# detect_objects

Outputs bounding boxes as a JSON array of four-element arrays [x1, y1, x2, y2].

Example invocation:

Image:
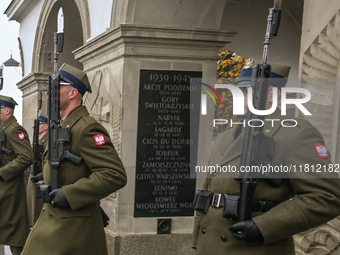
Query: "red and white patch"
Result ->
[[94, 134, 106, 146], [314, 144, 329, 158], [18, 133, 25, 140]]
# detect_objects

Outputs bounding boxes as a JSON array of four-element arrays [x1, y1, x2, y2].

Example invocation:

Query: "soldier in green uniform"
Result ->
[[192, 59, 340, 255], [0, 95, 34, 255], [22, 64, 127, 255], [26, 113, 48, 227]]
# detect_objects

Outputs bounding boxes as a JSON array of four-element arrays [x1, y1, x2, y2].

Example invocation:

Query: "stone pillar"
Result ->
[[17, 73, 49, 139], [74, 24, 235, 254]]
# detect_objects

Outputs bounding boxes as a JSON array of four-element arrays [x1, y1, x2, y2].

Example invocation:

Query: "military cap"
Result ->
[[0, 95, 18, 109], [58, 63, 91, 95], [235, 58, 291, 89], [38, 112, 48, 123]]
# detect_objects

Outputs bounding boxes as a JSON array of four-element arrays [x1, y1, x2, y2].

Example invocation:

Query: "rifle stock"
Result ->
[[0, 133, 12, 155], [237, 65, 273, 222]]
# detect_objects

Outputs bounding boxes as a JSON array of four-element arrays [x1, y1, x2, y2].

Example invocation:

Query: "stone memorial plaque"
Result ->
[[134, 69, 201, 217]]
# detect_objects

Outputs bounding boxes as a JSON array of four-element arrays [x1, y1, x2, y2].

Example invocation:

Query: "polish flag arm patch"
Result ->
[[314, 144, 329, 158], [94, 134, 106, 146], [18, 133, 25, 140]]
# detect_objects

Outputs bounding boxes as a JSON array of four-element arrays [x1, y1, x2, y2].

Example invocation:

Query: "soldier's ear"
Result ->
[[276, 88, 281, 99], [268, 86, 280, 103], [69, 87, 79, 100], [5, 107, 12, 115]]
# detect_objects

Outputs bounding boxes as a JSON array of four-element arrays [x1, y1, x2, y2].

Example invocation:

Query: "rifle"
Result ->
[[40, 8, 82, 200], [0, 133, 12, 155], [32, 94, 43, 176], [236, 0, 283, 222], [49, 7, 82, 191]]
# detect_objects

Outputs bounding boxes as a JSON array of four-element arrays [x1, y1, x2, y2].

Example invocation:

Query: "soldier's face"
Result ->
[[0, 107, 11, 124], [39, 123, 48, 137], [0, 107, 5, 123], [59, 85, 73, 110]]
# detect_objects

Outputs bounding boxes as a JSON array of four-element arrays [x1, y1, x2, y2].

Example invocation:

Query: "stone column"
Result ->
[[17, 73, 49, 139]]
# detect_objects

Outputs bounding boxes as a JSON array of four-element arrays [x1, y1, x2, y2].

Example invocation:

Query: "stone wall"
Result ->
[[295, 4, 340, 255]]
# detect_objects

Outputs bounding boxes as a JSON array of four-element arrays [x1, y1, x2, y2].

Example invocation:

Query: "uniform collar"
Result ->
[[39, 133, 48, 144], [61, 105, 89, 129], [0, 115, 17, 132]]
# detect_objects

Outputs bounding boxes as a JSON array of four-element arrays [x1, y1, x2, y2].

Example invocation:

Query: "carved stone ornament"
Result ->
[[83, 68, 122, 201], [83, 67, 122, 155], [295, 9, 340, 255]]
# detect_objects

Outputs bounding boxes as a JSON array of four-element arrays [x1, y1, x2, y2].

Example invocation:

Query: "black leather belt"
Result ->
[[211, 193, 276, 212]]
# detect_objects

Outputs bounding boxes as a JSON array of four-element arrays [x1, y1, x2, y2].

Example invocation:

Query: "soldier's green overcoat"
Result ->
[[22, 106, 127, 255], [26, 134, 48, 226], [0, 116, 33, 246], [193, 110, 340, 255]]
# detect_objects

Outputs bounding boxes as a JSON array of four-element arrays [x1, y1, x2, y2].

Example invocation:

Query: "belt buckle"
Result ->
[[211, 193, 222, 208]]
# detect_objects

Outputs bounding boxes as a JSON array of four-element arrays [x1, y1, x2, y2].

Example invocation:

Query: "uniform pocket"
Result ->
[[59, 205, 91, 218]]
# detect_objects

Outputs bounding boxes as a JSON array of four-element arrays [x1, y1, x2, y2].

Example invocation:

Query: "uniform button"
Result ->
[[202, 229, 206, 234], [42, 208, 45, 212], [265, 129, 271, 133], [49, 213, 52, 216], [221, 236, 227, 242]]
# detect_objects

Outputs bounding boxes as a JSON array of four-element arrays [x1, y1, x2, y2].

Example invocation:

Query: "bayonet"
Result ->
[[57, 8, 64, 34], [54, 7, 64, 73]]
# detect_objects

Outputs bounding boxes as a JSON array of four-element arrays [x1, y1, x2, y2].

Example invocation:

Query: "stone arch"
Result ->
[[73, 0, 91, 40], [110, 0, 227, 30], [18, 37, 24, 76], [295, 9, 340, 255], [110, 0, 128, 29], [32, 0, 90, 73]]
